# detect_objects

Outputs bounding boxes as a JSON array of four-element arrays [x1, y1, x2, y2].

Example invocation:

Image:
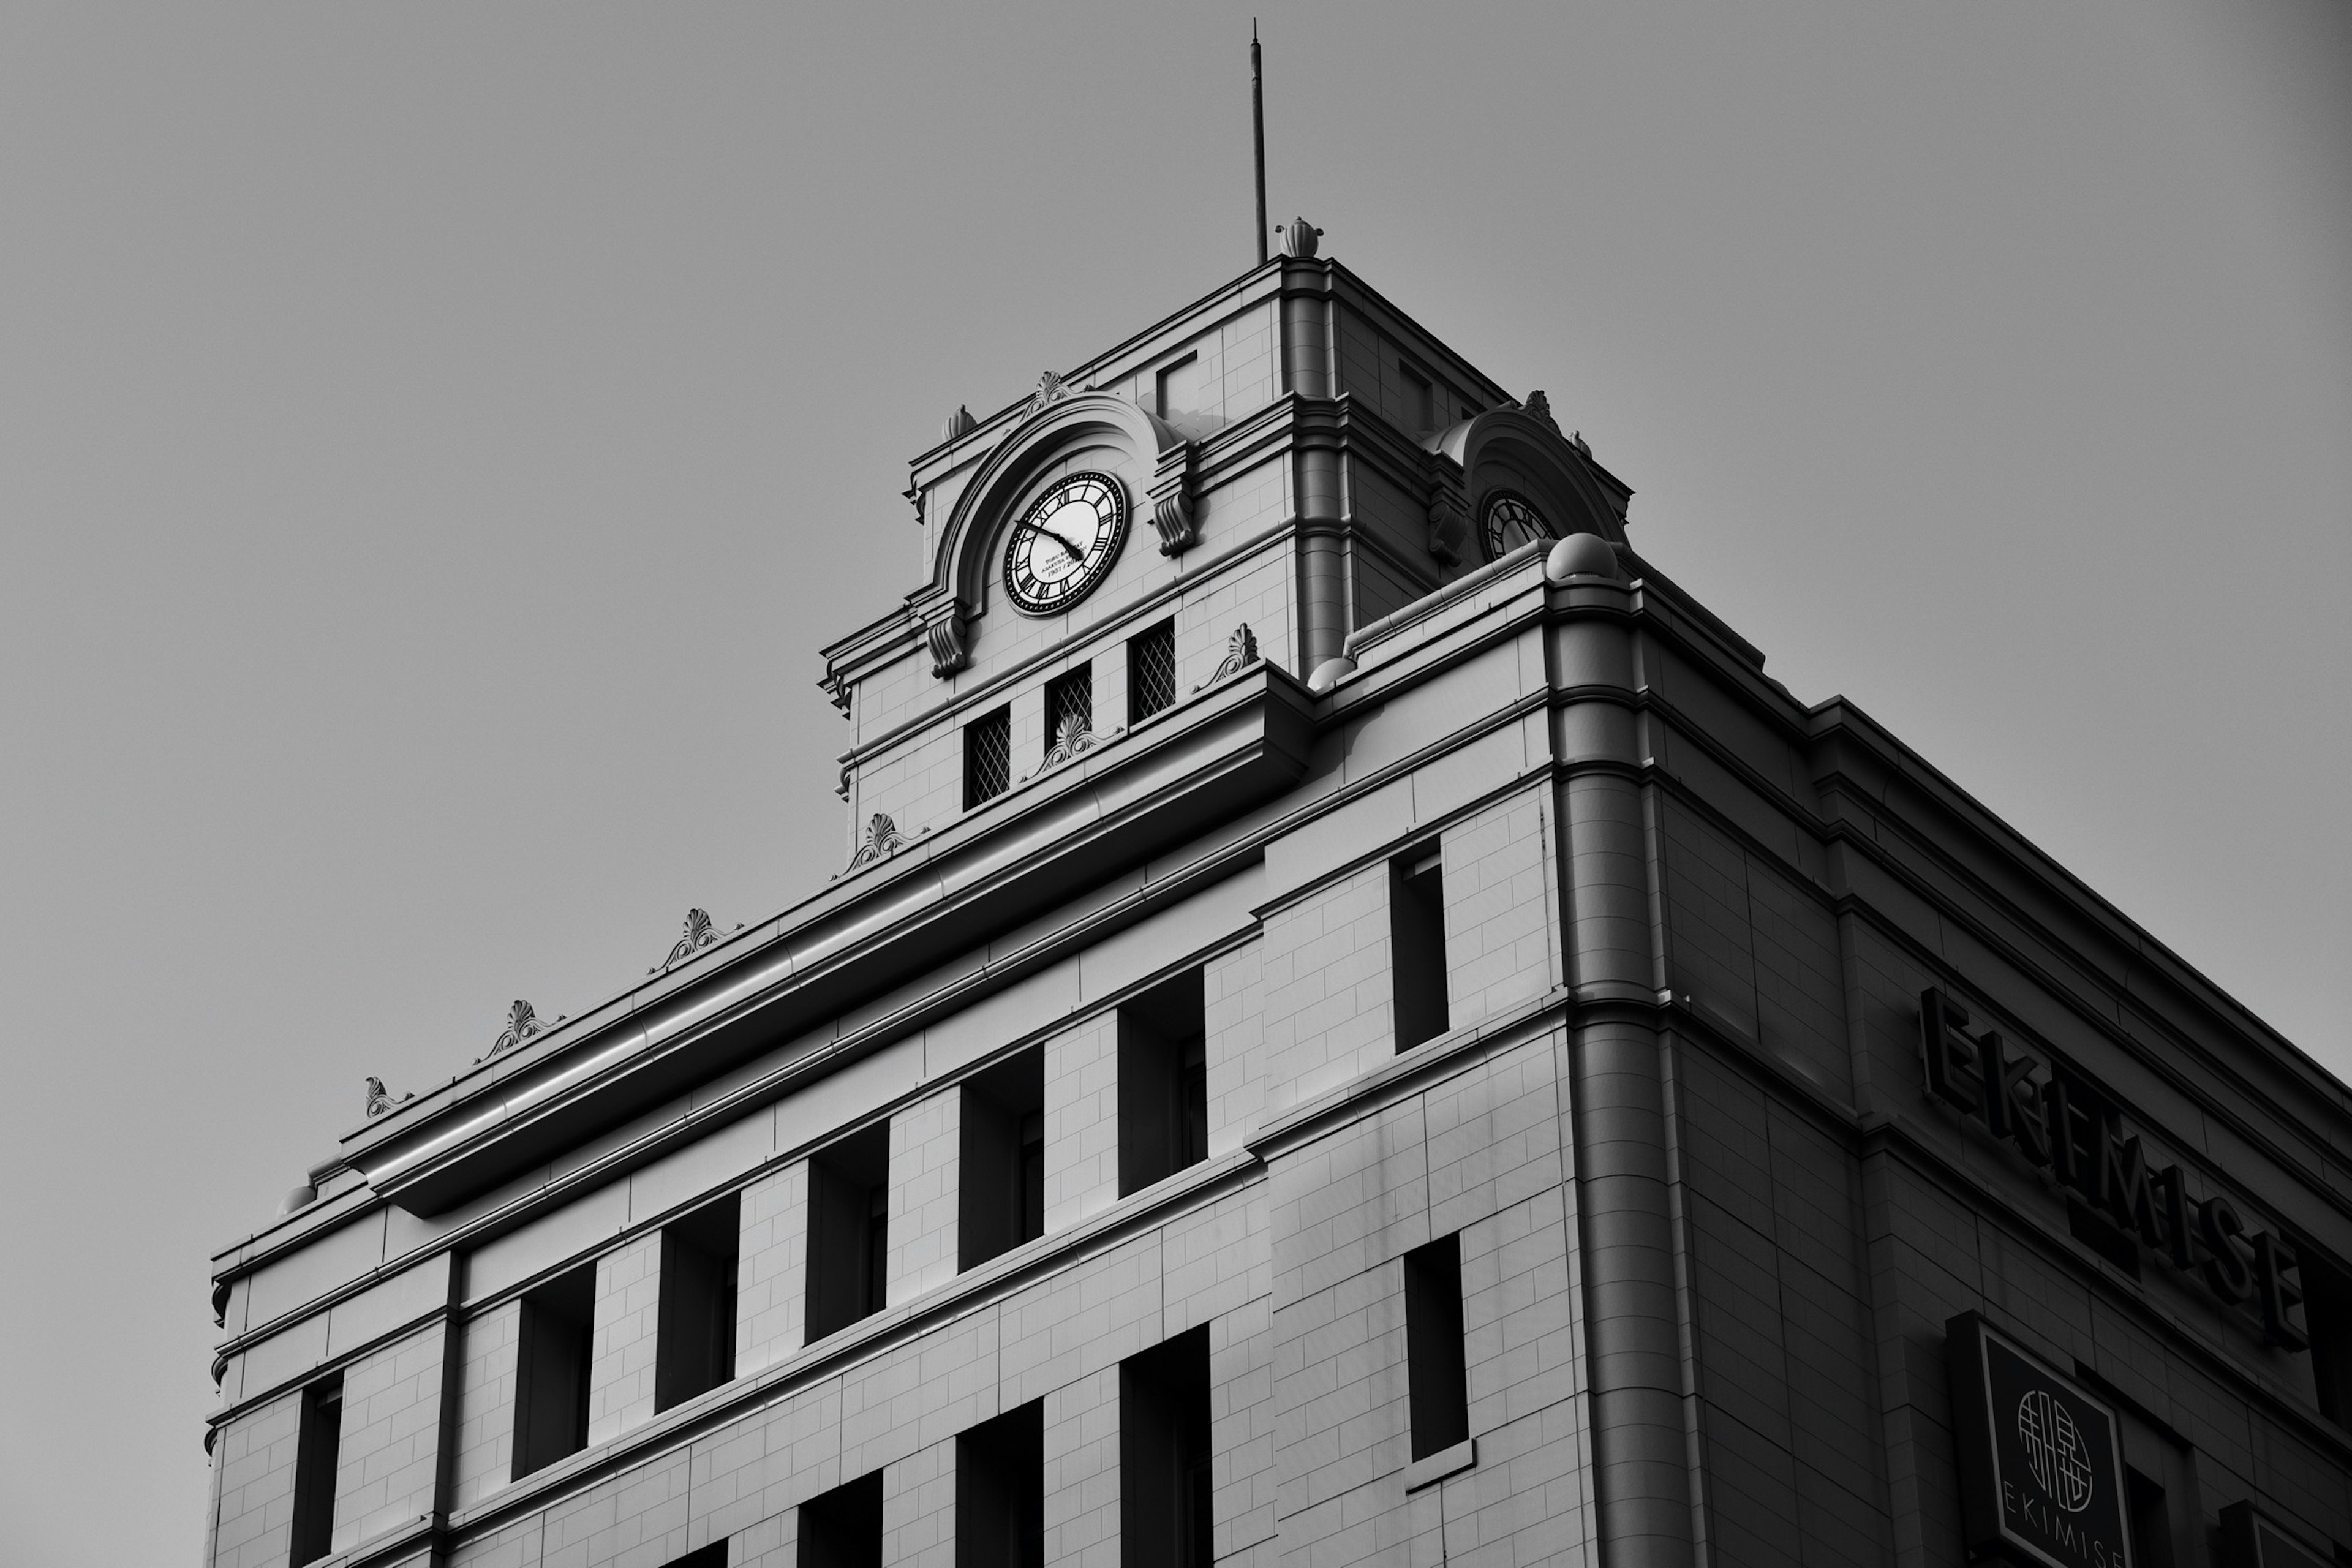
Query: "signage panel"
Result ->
[[1919, 989, 2309, 1351], [1947, 1313, 2135, 1568]]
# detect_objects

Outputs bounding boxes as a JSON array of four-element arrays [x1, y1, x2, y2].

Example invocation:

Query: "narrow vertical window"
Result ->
[[2126, 1468, 2176, 1568], [965, 705, 1012, 808], [1403, 1235, 1470, 1460], [1155, 353, 1204, 421], [1401, 362, 1434, 434], [800, 1471, 884, 1568], [1119, 968, 1209, 1197], [654, 1193, 741, 1414], [1128, 619, 1177, 724], [512, 1263, 595, 1479], [288, 1373, 343, 1567], [960, 1048, 1046, 1270], [2307, 1252, 2352, 1428], [1121, 1328, 1212, 1568], [957, 1400, 1044, 1568], [1390, 846, 1449, 1051], [807, 1125, 891, 1339], [1044, 665, 1093, 760]]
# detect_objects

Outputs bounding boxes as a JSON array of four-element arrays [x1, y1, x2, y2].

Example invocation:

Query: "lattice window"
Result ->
[[965, 706, 1011, 808], [1128, 619, 1177, 723], [1045, 665, 1093, 758]]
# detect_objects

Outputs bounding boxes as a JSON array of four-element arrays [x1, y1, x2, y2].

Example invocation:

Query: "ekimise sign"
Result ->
[[1918, 990, 2309, 1352]]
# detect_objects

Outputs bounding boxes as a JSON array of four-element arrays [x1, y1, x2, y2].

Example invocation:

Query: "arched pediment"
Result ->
[[933, 392, 1189, 611], [1430, 407, 1627, 551]]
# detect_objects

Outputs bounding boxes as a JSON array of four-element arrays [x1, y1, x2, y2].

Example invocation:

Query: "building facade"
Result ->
[[204, 249, 2352, 1568]]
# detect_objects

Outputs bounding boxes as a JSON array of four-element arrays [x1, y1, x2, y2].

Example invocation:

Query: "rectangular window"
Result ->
[[2307, 1251, 2352, 1427], [288, 1374, 343, 1567], [2126, 1468, 2176, 1568], [1390, 846, 1449, 1052], [512, 1263, 595, 1479], [807, 1125, 891, 1340], [665, 1547, 729, 1568], [1044, 665, 1093, 758], [654, 1193, 741, 1414], [1401, 362, 1434, 434], [1128, 619, 1177, 724], [1155, 353, 1205, 421], [1119, 968, 1209, 1198], [1120, 1328, 1212, 1568], [960, 1049, 1046, 1270], [957, 1400, 1044, 1568], [1403, 1235, 1470, 1460], [800, 1471, 884, 1568], [965, 705, 1012, 809]]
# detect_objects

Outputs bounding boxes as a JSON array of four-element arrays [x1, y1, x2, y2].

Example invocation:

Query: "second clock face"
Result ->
[[1480, 489, 1556, 562], [1003, 473, 1128, 616]]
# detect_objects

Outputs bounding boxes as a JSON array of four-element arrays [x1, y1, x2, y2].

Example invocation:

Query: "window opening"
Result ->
[[1401, 362, 1434, 434], [1403, 1234, 1471, 1459], [961, 1048, 1047, 1270], [1155, 353, 1205, 421], [512, 1263, 595, 1479], [957, 1400, 1045, 1568], [965, 706, 1012, 809], [1119, 968, 1210, 1197], [288, 1374, 344, 1567], [799, 1471, 884, 1568], [1391, 847, 1449, 1051], [2306, 1250, 2352, 1427], [1128, 619, 1177, 724], [1121, 1327, 1213, 1568], [654, 1193, 741, 1414], [807, 1125, 891, 1339]]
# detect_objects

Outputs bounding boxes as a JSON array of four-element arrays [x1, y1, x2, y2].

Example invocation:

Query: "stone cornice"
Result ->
[[339, 664, 1318, 1218]]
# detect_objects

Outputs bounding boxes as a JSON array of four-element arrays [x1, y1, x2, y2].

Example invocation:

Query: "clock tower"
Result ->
[[818, 238, 1632, 875]]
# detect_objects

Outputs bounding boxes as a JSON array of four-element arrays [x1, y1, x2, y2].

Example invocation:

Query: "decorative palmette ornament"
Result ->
[[1039, 716, 1099, 770], [363, 1075, 413, 1117], [1522, 390, 1561, 435], [1028, 371, 1075, 418], [1196, 624, 1261, 691], [845, 812, 911, 872], [649, 908, 742, 975], [483, 998, 564, 1061]]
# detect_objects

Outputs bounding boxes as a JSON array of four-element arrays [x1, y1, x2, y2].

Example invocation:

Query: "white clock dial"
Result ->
[[1003, 473, 1128, 616]]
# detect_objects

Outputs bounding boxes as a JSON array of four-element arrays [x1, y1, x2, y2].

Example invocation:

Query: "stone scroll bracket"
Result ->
[[1425, 483, 1471, 566], [924, 603, 971, 678], [1148, 439, 1200, 556]]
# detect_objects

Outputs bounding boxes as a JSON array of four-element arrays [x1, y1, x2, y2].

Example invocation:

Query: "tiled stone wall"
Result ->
[[1044, 1012, 1119, 1234], [888, 1092, 961, 1305], [331, 1320, 448, 1551], [211, 1387, 303, 1568], [451, 1298, 521, 1510], [736, 1160, 809, 1378], [587, 1231, 665, 1445]]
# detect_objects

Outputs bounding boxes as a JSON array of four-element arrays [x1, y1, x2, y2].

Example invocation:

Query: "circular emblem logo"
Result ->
[[2016, 1390, 2094, 1512]]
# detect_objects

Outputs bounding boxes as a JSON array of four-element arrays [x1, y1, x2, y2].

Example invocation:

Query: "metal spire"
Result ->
[[1252, 22, 1268, 265]]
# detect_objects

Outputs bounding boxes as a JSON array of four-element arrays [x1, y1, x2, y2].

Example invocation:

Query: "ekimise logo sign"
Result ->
[[1948, 1313, 2135, 1568], [1918, 989, 2309, 1352]]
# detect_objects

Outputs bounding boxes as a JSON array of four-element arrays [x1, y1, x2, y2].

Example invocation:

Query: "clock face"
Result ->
[[1480, 489, 1556, 562], [1003, 472, 1129, 616]]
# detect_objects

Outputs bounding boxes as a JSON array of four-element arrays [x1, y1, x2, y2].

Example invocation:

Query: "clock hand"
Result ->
[[1017, 520, 1088, 565]]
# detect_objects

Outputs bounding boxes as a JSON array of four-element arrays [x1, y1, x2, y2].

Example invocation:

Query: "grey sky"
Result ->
[[1, 4, 2343, 1559]]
